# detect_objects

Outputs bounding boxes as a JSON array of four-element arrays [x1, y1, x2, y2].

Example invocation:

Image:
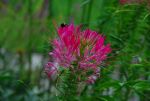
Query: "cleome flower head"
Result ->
[[45, 24, 111, 84]]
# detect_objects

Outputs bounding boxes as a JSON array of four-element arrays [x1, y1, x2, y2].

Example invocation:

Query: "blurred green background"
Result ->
[[0, 0, 150, 101]]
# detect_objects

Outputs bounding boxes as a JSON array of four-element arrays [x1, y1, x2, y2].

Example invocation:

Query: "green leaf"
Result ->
[[133, 81, 150, 91]]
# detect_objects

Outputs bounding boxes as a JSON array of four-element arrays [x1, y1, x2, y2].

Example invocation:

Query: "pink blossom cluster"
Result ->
[[120, 0, 149, 4], [45, 24, 111, 84]]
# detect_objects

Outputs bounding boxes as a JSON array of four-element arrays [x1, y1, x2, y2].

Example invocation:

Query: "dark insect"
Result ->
[[60, 23, 68, 28]]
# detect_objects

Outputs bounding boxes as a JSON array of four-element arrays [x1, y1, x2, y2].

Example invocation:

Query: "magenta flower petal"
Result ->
[[45, 23, 111, 84], [45, 62, 58, 78]]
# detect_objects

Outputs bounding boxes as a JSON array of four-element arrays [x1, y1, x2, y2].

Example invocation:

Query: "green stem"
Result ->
[[86, 0, 93, 27], [67, 0, 72, 22], [18, 51, 24, 78], [48, 0, 53, 19], [60, 70, 79, 101], [81, 0, 88, 24], [27, 0, 33, 83]]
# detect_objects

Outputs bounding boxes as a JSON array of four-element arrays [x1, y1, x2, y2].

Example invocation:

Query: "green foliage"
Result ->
[[0, 0, 150, 101]]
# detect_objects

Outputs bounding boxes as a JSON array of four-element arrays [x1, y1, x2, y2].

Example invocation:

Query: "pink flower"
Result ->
[[45, 62, 58, 78], [87, 68, 100, 84], [87, 75, 98, 84], [120, 0, 128, 4], [119, 0, 147, 4], [45, 24, 111, 84]]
